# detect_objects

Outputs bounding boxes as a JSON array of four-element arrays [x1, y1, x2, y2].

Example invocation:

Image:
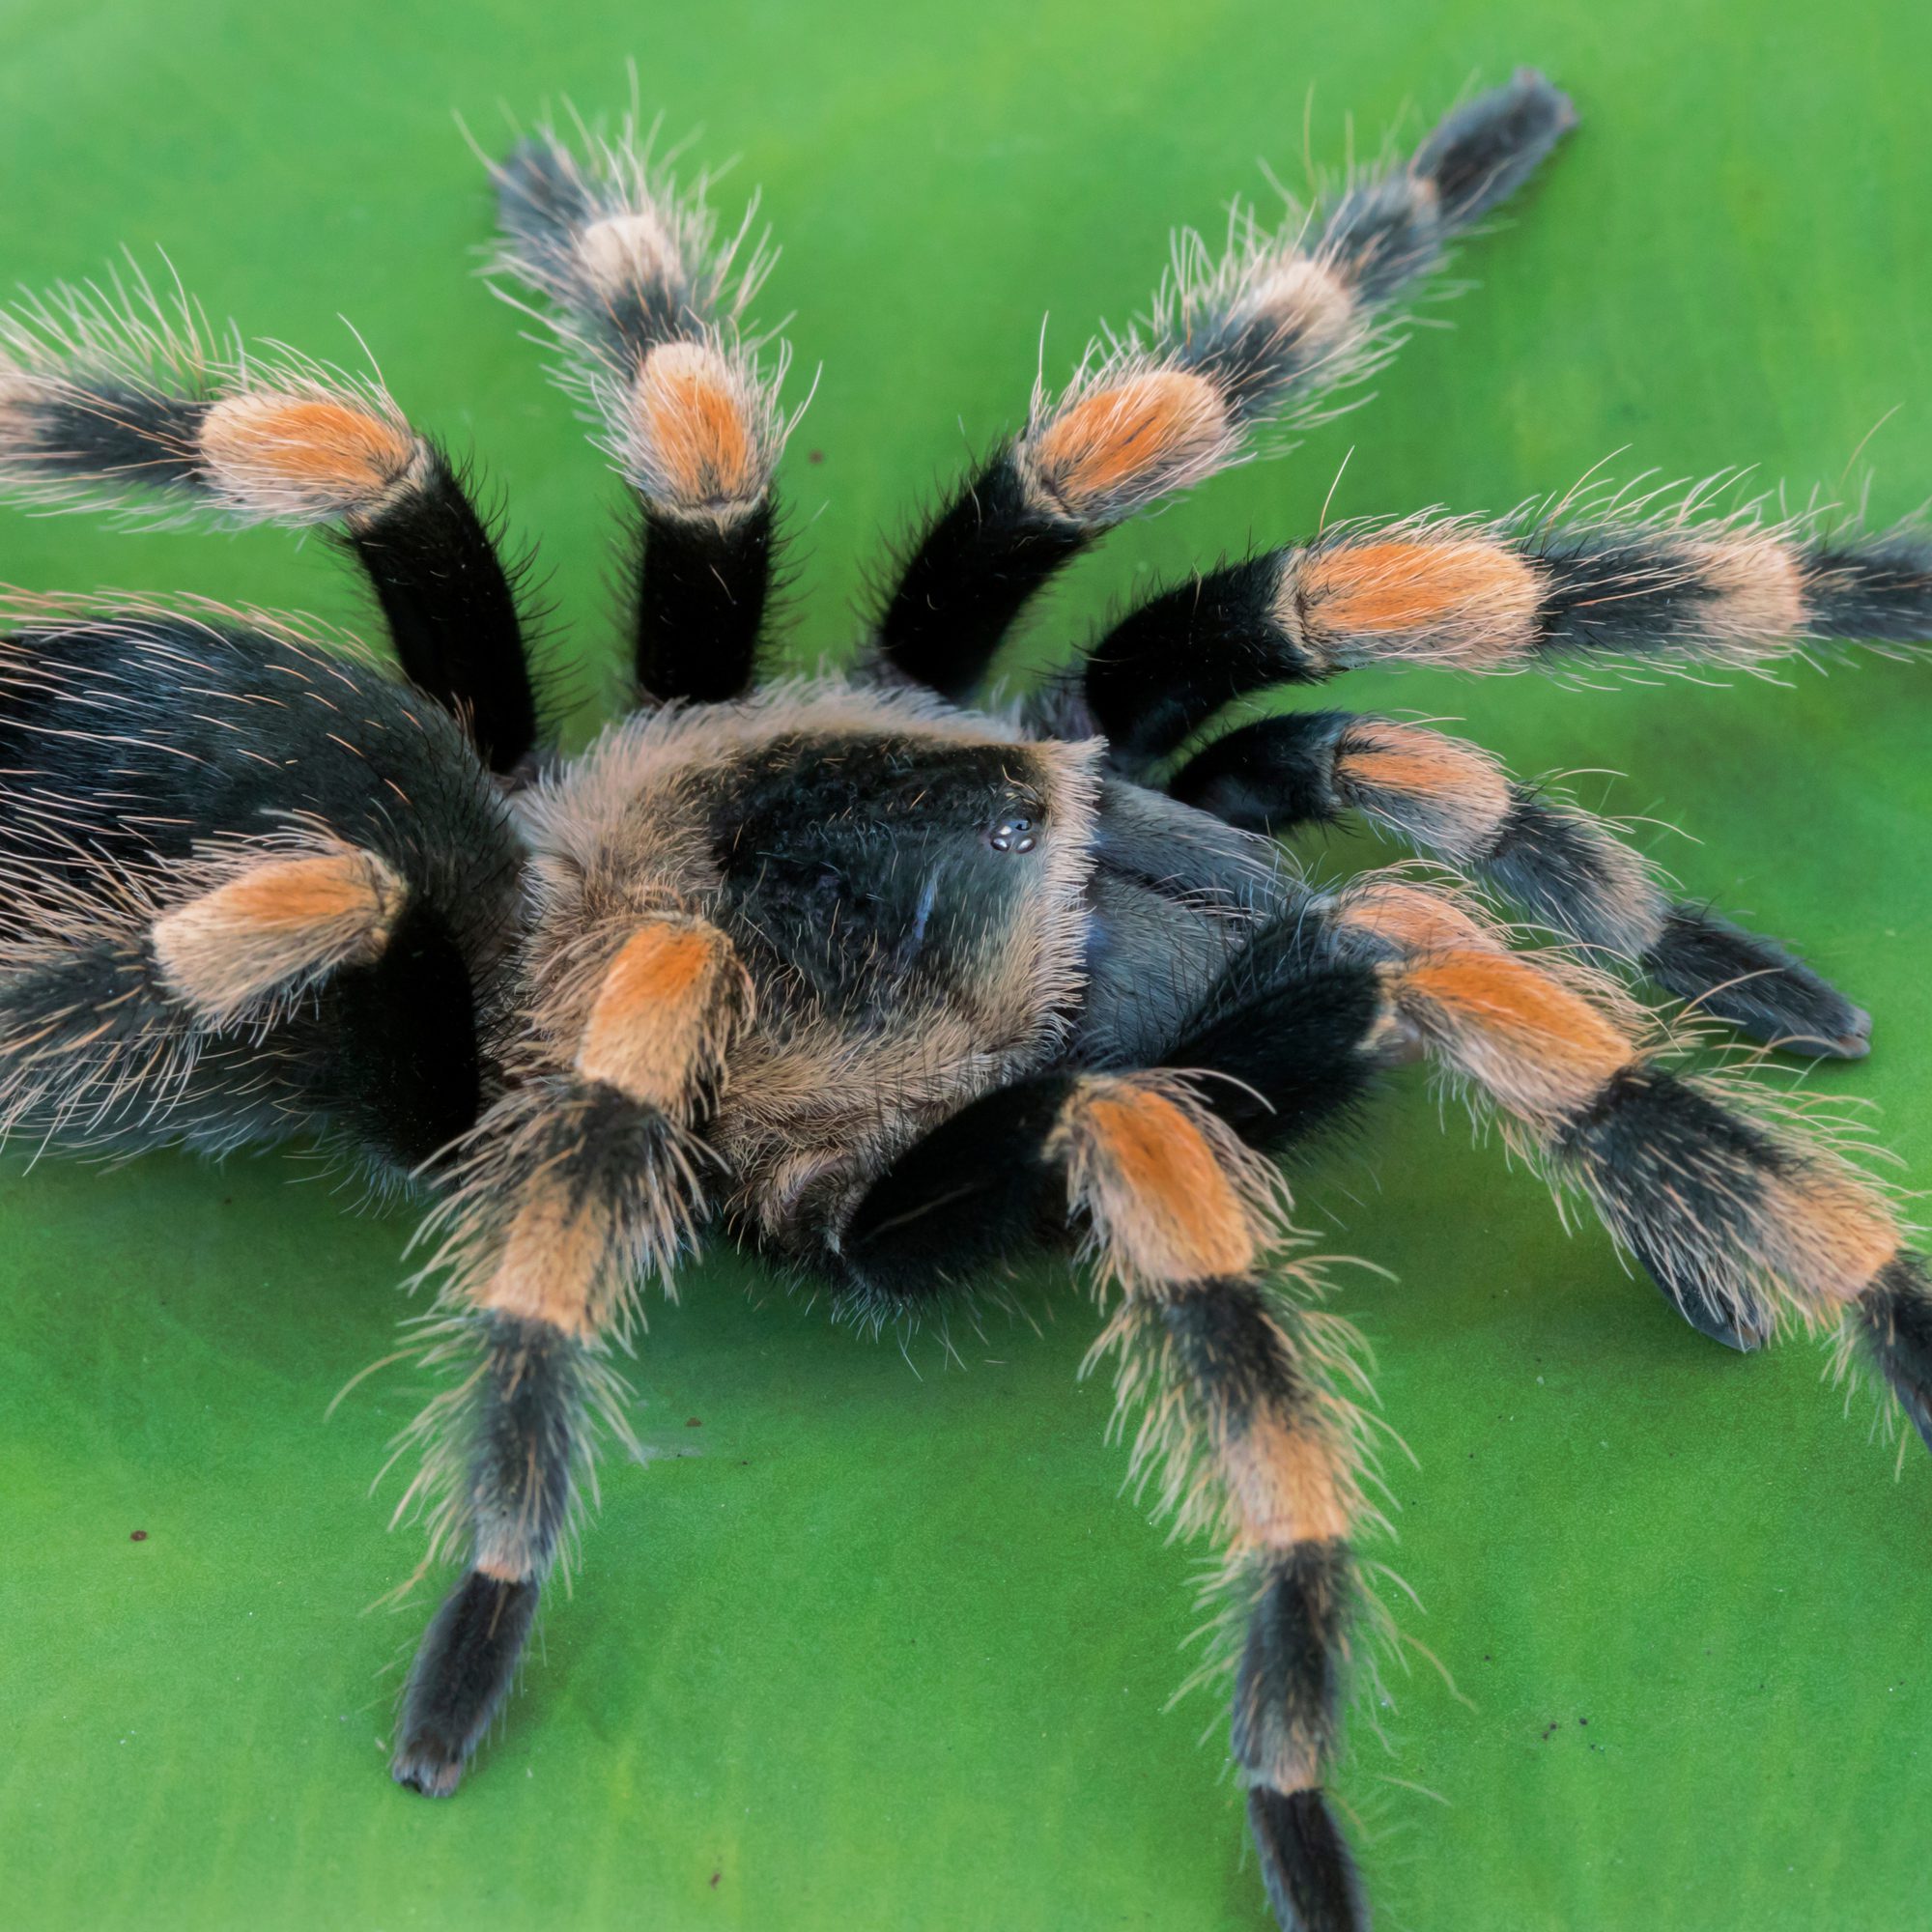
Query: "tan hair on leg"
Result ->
[[1333, 719, 1514, 860]]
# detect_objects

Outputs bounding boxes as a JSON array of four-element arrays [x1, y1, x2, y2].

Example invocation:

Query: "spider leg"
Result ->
[[391, 914, 751, 1796], [873, 71, 1575, 702], [1169, 708, 1871, 1057], [486, 119, 796, 705], [838, 1070, 1374, 1932], [1079, 498, 1932, 762], [1176, 874, 1932, 1376], [0, 284, 539, 773]]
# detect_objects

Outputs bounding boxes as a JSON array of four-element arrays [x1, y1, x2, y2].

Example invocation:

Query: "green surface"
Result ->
[[2, 2, 1930, 1927]]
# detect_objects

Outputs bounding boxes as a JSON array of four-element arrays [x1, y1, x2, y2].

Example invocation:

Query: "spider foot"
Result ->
[[390, 1570, 538, 1798], [1249, 1786, 1369, 1932]]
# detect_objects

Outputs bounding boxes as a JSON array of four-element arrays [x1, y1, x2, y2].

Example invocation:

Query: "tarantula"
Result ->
[[4, 67, 1929, 1932]]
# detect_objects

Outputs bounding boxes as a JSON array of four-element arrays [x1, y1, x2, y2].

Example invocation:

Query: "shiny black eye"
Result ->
[[988, 814, 1037, 854]]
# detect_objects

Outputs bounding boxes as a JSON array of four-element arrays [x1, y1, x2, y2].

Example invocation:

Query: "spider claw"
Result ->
[[1826, 1005, 1875, 1061]]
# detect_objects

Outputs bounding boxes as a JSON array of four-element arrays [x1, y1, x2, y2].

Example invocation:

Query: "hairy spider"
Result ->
[[3, 68, 1929, 1932]]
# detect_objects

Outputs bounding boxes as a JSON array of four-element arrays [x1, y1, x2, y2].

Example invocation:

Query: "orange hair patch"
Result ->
[[576, 920, 747, 1111], [1065, 1079, 1257, 1284], [1397, 951, 1634, 1125], [199, 389, 417, 522], [152, 847, 406, 1024], [1027, 369, 1229, 522], [627, 340, 763, 515], [1333, 879, 1500, 959], [476, 1173, 614, 1339], [1220, 1405, 1351, 1549], [1291, 536, 1543, 667], [1761, 1165, 1901, 1306], [1336, 722, 1512, 857]]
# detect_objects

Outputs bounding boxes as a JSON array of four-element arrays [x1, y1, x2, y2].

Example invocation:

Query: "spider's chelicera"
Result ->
[[5, 69, 1931, 1932]]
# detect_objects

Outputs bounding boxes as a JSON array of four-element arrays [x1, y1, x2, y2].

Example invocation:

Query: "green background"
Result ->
[[2, 1, 1929, 1927]]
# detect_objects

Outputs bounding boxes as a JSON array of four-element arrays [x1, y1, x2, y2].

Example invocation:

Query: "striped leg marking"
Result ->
[[390, 915, 749, 1795], [1171, 710, 1870, 1057]]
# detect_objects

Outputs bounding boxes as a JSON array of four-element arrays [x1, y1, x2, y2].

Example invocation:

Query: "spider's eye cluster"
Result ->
[[988, 814, 1038, 854]]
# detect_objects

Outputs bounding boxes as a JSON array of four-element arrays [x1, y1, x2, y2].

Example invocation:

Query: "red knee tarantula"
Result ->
[[3, 69, 1929, 1932]]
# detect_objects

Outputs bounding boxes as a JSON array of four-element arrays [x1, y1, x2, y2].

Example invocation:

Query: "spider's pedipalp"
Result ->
[[1085, 499, 1932, 765], [392, 911, 750, 1795], [1170, 709, 1873, 1058], [0, 280, 540, 772], [874, 71, 1575, 702], [487, 123, 794, 705]]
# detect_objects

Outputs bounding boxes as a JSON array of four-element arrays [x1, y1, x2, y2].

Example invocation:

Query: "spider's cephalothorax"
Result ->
[[5, 71, 1932, 1932]]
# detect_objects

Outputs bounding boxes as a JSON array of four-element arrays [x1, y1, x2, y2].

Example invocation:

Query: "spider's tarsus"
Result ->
[[1649, 1272, 1773, 1353], [1248, 1785, 1368, 1932], [391, 1569, 537, 1798], [1857, 1256, 1932, 1457], [1412, 67, 1577, 227]]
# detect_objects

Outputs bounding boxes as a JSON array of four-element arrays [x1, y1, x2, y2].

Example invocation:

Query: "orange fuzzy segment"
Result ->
[[1028, 370, 1228, 521], [1337, 723, 1512, 856], [1294, 537, 1542, 666], [476, 1174, 612, 1339], [1073, 1082, 1256, 1283], [199, 390, 415, 519], [1397, 952, 1634, 1124], [1761, 1167, 1901, 1305], [152, 849, 405, 1022], [575, 922, 744, 1110], [1220, 1406, 1350, 1549], [629, 341, 760, 512]]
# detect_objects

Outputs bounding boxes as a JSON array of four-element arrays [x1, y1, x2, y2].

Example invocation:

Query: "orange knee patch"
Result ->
[[625, 340, 763, 515], [1024, 369, 1230, 523], [1396, 951, 1634, 1125], [1288, 536, 1543, 668], [152, 847, 406, 1025], [1335, 722, 1512, 858], [575, 921, 747, 1112], [199, 389, 417, 523], [1059, 1078, 1258, 1285]]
